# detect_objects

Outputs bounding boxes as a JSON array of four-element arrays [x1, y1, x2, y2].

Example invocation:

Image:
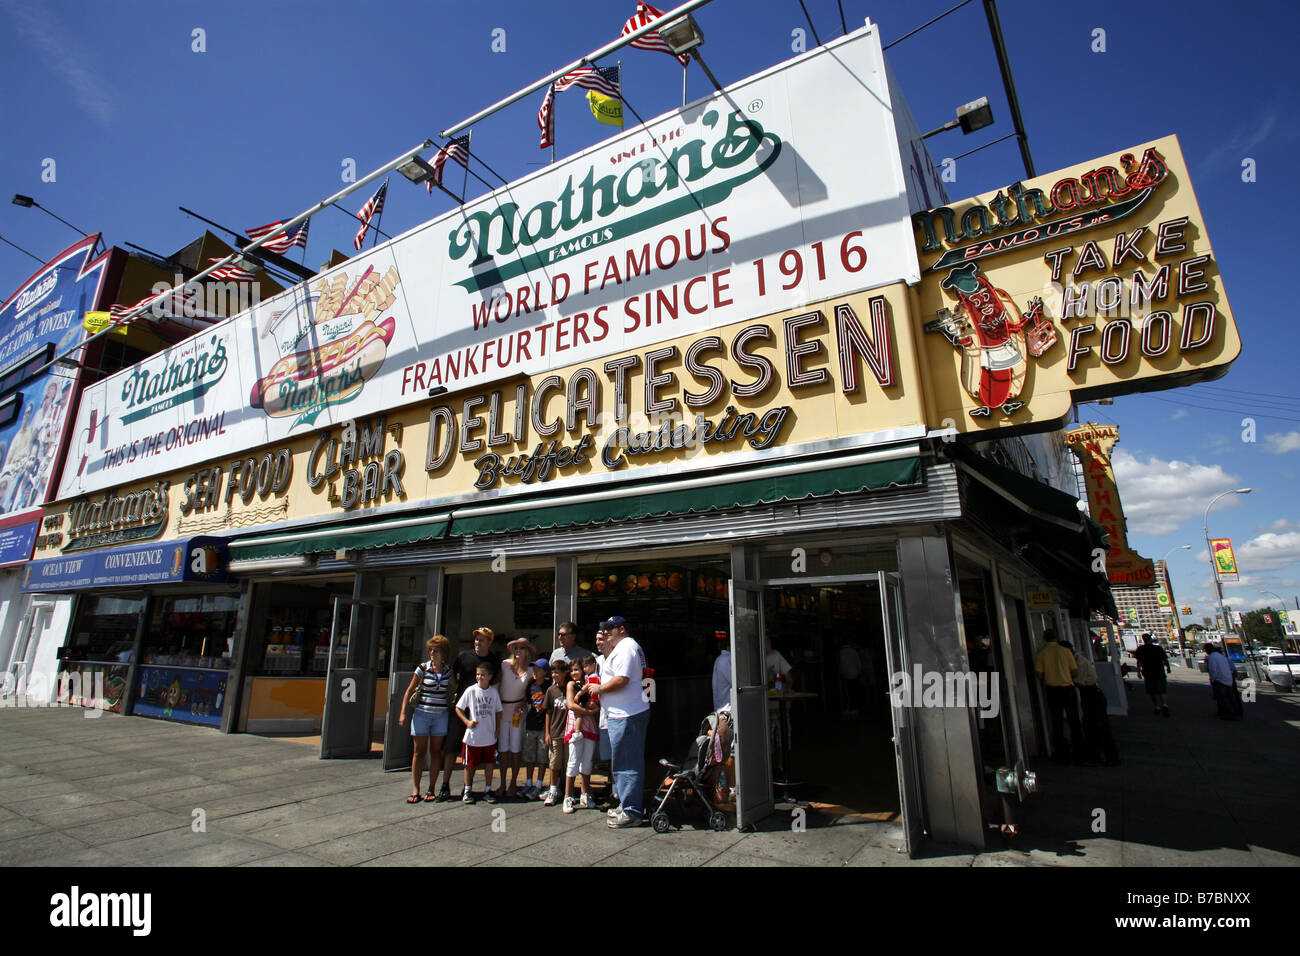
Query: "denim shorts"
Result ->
[[411, 707, 449, 737]]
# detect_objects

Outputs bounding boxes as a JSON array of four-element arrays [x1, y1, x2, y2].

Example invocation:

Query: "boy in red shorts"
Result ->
[[455, 661, 503, 804]]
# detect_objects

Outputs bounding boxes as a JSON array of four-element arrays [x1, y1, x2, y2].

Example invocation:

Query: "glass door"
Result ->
[[879, 571, 925, 855], [729, 579, 772, 827], [320, 596, 378, 758], [382, 593, 429, 771]]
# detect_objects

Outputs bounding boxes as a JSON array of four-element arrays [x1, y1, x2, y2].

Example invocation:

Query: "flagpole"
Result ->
[[369, 179, 389, 250], [460, 133, 472, 204], [682, 61, 687, 107]]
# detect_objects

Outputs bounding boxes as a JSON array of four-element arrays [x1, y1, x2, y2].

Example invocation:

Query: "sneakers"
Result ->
[[525, 784, 539, 800], [607, 807, 622, 818], [543, 787, 558, 806], [606, 810, 640, 828], [563, 796, 576, 814], [435, 787, 451, 803], [485, 790, 499, 804], [579, 793, 593, 810], [461, 787, 474, 805]]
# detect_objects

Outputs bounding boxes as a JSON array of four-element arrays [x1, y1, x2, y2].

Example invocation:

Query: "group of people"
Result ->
[[398, 616, 651, 828], [1033, 627, 1120, 766]]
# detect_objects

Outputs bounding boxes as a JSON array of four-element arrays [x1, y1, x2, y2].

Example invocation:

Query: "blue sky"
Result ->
[[1, 0, 1297, 624]]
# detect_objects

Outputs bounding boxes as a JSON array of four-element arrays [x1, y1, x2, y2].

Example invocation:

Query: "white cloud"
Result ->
[[1170, 409, 1189, 421], [1235, 532, 1300, 573], [2, 0, 113, 125], [1266, 431, 1300, 454], [1111, 450, 1243, 536], [1262, 518, 1300, 533]]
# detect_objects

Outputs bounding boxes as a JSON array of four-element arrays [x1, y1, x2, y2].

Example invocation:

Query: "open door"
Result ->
[[382, 594, 429, 771], [879, 571, 925, 854], [729, 579, 773, 827], [320, 596, 377, 758]]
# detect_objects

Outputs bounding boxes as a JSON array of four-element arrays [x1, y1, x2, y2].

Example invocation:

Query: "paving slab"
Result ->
[[354, 835, 504, 867]]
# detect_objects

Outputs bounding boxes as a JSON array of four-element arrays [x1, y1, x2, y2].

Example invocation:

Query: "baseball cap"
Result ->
[[532, 657, 549, 669], [599, 616, 627, 630], [472, 626, 494, 640]]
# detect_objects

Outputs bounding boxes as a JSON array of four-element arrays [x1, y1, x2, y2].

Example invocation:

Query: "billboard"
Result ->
[[914, 136, 1240, 433], [1064, 422, 1154, 586], [59, 23, 922, 500], [0, 234, 108, 565], [1209, 538, 1238, 582]]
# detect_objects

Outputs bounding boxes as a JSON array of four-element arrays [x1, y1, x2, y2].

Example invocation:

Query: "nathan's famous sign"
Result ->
[[60, 24, 923, 500], [914, 135, 1239, 433], [1064, 422, 1154, 587], [32, 285, 923, 549]]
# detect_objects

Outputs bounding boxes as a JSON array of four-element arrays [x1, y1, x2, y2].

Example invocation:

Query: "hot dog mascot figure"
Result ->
[[925, 261, 1055, 419]]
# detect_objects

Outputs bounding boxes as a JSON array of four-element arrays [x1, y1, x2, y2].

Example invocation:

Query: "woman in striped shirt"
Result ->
[[400, 635, 454, 802]]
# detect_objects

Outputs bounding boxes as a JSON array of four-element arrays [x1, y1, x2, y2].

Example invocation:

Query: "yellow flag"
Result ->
[[587, 90, 623, 128], [83, 311, 128, 337]]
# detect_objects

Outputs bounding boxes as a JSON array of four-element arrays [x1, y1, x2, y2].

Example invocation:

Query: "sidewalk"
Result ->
[[0, 666, 1295, 867]]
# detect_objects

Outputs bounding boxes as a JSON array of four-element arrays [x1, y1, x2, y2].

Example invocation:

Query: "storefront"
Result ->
[[21, 537, 238, 727], [34, 25, 1240, 852]]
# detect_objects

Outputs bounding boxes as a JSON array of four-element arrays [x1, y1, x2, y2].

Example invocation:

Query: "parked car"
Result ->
[[1264, 653, 1300, 690]]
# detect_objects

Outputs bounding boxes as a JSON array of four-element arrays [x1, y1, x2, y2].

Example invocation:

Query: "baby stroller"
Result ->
[[649, 706, 735, 833]]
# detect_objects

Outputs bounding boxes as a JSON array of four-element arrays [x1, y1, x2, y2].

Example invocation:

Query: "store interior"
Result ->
[[760, 582, 901, 822]]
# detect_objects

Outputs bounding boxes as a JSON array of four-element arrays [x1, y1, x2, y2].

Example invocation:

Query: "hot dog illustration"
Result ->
[[250, 316, 397, 418]]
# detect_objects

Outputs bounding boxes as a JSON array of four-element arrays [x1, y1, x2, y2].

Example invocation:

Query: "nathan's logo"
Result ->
[[14, 270, 57, 316], [251, 316, 396, 427], [64, 481, 169, 551], [915, 148, 1169, 270], [448, 109, 781, 293], [120, 333, 228, 424]]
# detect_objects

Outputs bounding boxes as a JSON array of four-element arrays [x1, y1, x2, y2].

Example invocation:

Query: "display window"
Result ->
[[56, 595, 145, 714], [250, 579, 354, 676], [141, 594, 241, 669]]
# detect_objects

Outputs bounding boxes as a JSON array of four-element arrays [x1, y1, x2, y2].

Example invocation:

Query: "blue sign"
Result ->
[[0, 520, 39, 565], [0, 235, 109, 566], [132, 665, 226, 726], [21, 536, 228, 592]]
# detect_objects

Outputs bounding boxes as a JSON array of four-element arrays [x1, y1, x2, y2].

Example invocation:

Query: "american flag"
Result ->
[[425, 136, 472, 193], [538, 84, 555, 149], [247, 219, 309, 254], [354, 180, 388, 250], [207, 258, 257, 282], [554, 65, 621, 99], [622, 2, 690, 66]]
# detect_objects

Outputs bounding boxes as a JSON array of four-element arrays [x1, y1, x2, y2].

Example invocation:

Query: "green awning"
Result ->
[[230, 514, 450, 561], [947, 443, 1117, 618], [449, 454, 922, 537]]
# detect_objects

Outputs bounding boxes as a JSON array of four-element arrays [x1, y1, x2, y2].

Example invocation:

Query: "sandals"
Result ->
[[423, 792, 437, 802], [406, 793, 422, 804]]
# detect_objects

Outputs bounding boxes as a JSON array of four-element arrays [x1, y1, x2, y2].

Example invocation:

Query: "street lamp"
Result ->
[[1203, 488, 1251, 672], [922, 97, 995, 139], [11, 194, 88, 237]]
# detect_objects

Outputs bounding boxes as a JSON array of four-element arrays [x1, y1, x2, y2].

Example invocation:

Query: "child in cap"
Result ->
[[542, 660, 570, 806], [521, 658, 550, 799]]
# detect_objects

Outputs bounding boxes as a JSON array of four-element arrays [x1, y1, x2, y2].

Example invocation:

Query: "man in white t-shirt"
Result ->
[[593, 616, 649, 828]]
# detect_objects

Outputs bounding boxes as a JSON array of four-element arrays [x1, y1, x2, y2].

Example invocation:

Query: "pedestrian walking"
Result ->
[[1063, 641, 1119, 766], [1134, 633, 1172, 716], [1034, 628, 1083, 762]]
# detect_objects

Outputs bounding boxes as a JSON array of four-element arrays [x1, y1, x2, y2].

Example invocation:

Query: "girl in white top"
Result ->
[[498, 637, 534, 798]]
